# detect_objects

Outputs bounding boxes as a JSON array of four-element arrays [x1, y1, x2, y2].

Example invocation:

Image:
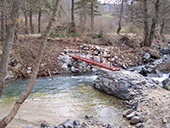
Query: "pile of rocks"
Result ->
[[93, 68, 160, 100], [123, 109, 146, 128], [23, 117, 115, 128]]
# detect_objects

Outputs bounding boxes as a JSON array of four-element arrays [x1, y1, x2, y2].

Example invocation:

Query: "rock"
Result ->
[[9, 58, 18, 67], [41, 63, 47, 67], [139, 67, 148, 77], [91, 68, 97, 72], [71, 66, 79, 73], [143, 52, 150, 62], [73, 61, 80, 68], [62, 55, 72, 66], [150, 49, 161, 59], [14, 63, 22, 70], [93, 56, 99, 62], [27, 67, 32, 70], [139, 116, 146, 123], [136, 123, 144, 128], [160, 47, 170, 55], [130, 116, 140, 124], [162, 76, 170, 91], [123, 109, 133, 117], [126, 111, 137, 120], [62, 63, 68, 69], [73, 120, 80, 125], [27, 70, 32, 74], [55, 124, 64, 128], [102, 51, 110, 58], [40, 122, 50, 127], [93, 69, 158, 100], [63, 119, 74, 128]]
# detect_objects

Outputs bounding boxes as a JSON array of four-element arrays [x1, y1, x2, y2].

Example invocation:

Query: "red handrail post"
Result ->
[[85, 44, 87, 58], [110, 47, 112, 68], [69, 41, 70, 56], [79, 44, 80, 56], [117, 48, 120, 68], [100, 45, 101, 63], [75, 43, 76, 55], [93, 45, 94, 61]]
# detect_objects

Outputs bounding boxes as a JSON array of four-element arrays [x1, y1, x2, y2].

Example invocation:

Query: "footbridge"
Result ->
[[69, 42, 120, 71]]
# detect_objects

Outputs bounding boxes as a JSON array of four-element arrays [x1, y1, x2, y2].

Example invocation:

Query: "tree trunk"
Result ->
[[83, 1, 87, 32], [1, 0, 6, 40], [143, 0, 149, 46], [130, 1, 133, 33], [147, 0, 160, 47], [70, 0, 76, 33], [24, 0, 28, 34], [38, 0, 41, 33], [0, 0, 60, 127], [71, 0, 75, 27], [91, 0, 94, 31], [160, 20, 165, 36], [117, 0, 124, 34], [0, 0, 19, 98], [30, 0, 34, 34]]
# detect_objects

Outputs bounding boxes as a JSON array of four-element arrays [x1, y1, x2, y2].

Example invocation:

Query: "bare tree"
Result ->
[[29, 0, 34, 34], [0, 0, 20, 97], [38, 0, 42, 33], [117, 0, 124, 34], [143, 0, 149, 46], [24, 0, 28, 34], [147, 0, 160, 46], [91, 0, 94, 31], [0, 0, 60, 127]]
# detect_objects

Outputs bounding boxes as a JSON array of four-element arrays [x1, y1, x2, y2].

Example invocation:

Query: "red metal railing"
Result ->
[[69, 42, 120, 71]]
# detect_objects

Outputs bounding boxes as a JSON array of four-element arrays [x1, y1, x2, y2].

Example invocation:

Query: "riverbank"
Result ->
[[3, 34, 169, 79]]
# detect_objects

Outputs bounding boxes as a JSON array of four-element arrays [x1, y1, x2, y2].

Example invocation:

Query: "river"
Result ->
[[0, 73, 128, 128]]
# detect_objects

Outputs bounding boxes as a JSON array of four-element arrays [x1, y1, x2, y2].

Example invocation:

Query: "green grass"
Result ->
[[41, 32, 80, 38], [103, 13, 113, 18]]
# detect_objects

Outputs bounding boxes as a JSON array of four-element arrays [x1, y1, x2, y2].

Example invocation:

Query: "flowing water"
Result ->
[[0, 73, 128, 128]]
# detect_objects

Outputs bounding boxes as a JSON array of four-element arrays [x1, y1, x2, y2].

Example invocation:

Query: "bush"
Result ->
[[90, 29, 106, 39]]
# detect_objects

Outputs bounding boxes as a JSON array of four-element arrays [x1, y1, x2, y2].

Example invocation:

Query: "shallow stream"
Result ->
[[0, 73, 128, 128]]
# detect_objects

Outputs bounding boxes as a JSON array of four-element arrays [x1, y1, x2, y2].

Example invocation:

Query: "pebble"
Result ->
[[126, 111, 137, 120], [123, 109, 133, 117], [130, 116, 140, 124], [136, 123, 144, 128]]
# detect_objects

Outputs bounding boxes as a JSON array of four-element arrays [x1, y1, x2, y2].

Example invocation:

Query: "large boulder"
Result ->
[[93, 69, 159, 100]]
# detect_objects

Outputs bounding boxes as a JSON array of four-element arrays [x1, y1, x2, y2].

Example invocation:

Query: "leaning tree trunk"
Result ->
[[91, 0, 94, 31], [147, 0, 160, 47], [117, 0, 124, 34], [143, 0, 149, 47], [0, 0, 19, 98], [38, 0, 41, 33], [0, 0, 60, 127], [29, 0, 34, 34]]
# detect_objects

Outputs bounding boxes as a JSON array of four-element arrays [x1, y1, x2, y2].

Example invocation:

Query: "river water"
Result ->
[[0, 73, 128, 128]]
